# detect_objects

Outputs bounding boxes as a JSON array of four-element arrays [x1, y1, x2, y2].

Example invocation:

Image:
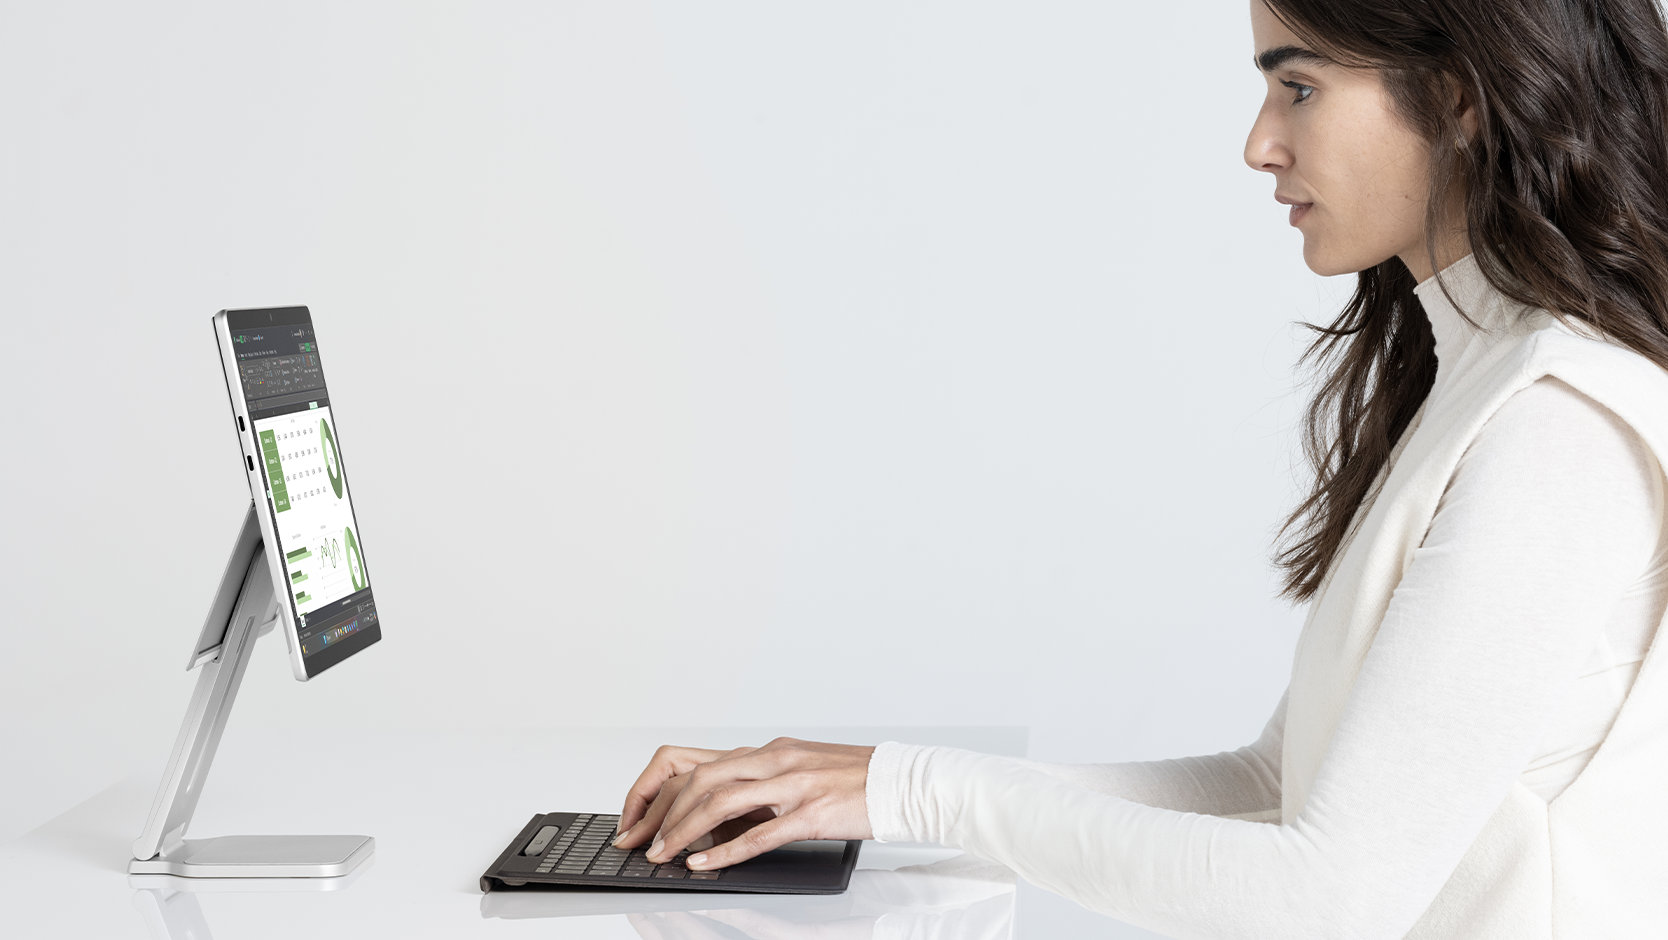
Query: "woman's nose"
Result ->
[[1244, 106, 1289, 173]]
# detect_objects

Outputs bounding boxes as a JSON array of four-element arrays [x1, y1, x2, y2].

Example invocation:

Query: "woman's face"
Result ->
[[1244, 1, 1471, 282]]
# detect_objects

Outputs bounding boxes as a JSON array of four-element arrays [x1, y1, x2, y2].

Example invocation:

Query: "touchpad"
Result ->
[[522, 825, 560, 856]]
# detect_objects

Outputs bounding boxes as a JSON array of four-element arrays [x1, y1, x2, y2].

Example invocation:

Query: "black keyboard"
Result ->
[[528, 812, 724, 882], [481, 810, 861, 893]]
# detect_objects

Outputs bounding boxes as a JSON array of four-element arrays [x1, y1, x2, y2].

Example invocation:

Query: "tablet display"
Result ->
[[217, 306, 381, 678]]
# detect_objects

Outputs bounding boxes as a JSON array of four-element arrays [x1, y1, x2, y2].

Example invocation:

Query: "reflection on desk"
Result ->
[[131, 864, 372, 940], [483, 851, 1016, 939], [125, 850, 1013, 940]]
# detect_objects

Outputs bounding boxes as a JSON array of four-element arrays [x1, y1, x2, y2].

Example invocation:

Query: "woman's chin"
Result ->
[[1300, 243, 1336, 277], [1300, 241, 1373, 278]]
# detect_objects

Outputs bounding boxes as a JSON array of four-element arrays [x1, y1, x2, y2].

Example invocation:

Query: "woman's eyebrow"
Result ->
[[1255, 45, 1334, 73]]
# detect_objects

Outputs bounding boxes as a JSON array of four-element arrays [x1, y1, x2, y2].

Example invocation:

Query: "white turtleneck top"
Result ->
[[864, 253, 1668, 936]]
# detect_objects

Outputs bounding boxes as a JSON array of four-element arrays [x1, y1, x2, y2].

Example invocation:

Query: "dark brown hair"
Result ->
[[1264, 0, 1668, 603]]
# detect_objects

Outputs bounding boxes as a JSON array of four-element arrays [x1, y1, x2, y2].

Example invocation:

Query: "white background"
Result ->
[[1, 0, 1353, 845]]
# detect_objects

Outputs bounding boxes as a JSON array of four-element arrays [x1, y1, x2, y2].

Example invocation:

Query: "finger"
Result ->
[[615, 772, 689, 849], [618, 745, 722, 833], [621, 754, 769, 849], [684, 810, 808, 871], [650, 774, 798, 863], [618, 745, 752, 834], [644, 751, 785, 858], [617, 745, 724, 834], [707, 807, 776, 846]]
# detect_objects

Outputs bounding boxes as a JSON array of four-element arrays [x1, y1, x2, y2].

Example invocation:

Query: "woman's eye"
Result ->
[[1280, 79, 1314, 105]]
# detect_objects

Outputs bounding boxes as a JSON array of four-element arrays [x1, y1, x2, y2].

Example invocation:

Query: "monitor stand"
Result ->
[[129, 501, 374, 878]]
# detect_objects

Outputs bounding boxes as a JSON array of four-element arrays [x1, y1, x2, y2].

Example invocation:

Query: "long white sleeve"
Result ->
[[946, 690, 1286, 823], [865, 375, 1665, 938]]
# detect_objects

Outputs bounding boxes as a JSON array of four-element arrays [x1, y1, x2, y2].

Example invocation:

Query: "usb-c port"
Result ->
[[238, 416, 246, 432], [246, 455, 256, 472]]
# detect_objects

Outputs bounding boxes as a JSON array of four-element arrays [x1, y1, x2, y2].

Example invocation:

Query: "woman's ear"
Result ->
[[1452, 77, 1479, 143]]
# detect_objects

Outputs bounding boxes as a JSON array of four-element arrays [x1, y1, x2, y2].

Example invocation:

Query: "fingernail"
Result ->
[[649, 838, 664, 859], [611, 830, 627, 846], [687, 853, 708, 869]]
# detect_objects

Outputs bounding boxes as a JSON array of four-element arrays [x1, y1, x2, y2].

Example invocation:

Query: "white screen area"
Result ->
[[253, 405, 368, 618]]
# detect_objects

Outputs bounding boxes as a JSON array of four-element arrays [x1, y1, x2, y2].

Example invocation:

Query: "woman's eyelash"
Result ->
[[1280, 79, 1314, 105]]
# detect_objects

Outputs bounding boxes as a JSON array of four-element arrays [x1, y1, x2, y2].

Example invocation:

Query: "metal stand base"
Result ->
[[129, 503, 375, 880], [130, 835, 374, 878]]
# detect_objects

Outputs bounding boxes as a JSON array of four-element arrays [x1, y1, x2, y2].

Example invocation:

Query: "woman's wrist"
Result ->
[[866, 741, 923, 843]]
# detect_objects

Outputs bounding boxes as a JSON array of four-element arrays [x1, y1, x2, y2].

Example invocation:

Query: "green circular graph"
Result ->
[[344, 525, 366, 591], [321, 417, 344, 499]]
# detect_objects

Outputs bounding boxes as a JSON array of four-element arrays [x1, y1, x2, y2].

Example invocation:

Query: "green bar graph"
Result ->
[[290, 571, 307, 583], [286, 547, 311, 563], [260, 430, 290, 513], [295, 591, 311, 604]]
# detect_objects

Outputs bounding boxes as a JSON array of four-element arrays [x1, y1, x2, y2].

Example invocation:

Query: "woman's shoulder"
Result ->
[[1483, 372, 1645, 451], [1484, 308, 1668, 440], [1462, 373, 1664, 544]]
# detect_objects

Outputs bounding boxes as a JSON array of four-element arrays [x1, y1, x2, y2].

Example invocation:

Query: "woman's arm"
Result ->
[[992, 689, 1286, 822], [866, 376, 1665, 937], [874, 689, 1286, 825], [619, 376, 1661, 936]]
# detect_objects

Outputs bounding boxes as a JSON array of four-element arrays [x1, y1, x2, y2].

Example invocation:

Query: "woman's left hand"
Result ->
[[613, 737, 877, 871]]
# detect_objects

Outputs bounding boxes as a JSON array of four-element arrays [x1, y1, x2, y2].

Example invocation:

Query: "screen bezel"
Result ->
[[212, 305, 382, 680]]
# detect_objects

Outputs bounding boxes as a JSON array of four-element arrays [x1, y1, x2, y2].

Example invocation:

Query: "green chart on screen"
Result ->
[[255, 405, 368, 616]]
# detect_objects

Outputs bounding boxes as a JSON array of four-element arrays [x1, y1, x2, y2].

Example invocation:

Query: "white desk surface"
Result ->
[[0, 724, 1168, 938]]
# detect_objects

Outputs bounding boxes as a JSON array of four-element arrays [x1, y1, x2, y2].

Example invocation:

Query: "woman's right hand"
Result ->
[[614, 744, 768, 849]]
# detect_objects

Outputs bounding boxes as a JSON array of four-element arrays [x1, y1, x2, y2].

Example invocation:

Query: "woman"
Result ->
[[612, 0, 1668, 935]]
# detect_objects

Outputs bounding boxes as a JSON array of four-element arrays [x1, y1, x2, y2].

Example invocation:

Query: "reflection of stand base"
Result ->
[[130, 834, 375, 878], [131, 851, 373, 940]]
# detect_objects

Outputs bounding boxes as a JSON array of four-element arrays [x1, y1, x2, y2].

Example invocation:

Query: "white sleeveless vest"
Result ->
[[1284, 254, 1668, 936]]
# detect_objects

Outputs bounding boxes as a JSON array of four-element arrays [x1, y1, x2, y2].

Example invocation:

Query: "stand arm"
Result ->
[[129, 503, 372, 878]]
